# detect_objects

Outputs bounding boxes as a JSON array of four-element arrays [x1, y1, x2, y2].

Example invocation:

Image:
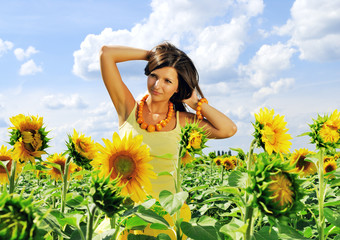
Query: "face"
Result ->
[[147, 66, 179, 102]]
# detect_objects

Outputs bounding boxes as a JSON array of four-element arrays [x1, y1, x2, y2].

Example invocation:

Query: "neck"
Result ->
[[146, 97, 170, 114]]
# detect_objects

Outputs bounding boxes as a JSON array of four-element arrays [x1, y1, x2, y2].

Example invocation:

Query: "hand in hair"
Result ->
[[183, 89, 199, 110]]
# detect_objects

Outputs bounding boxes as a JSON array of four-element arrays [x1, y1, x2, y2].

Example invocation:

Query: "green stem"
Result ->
[[61, 156, 71, 213], [210, 156, 213, 181], [176, 146, 183, 240], [111, 213, 121, 240], [86, 205, 97, 240], [318, 148, 325, 240], [244, 139, 256, 240], [221, 166, 224, 185], [9, 160, 17, 194]]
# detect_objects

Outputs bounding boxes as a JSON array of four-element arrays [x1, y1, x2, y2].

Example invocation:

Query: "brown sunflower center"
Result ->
[[113, 155, 136, 180], [296, 156, 310, 170], [53, 160, 65, 175], [223, 160, 234, 170], [325, 163, 336, 173], [0, 158, 12, 173]]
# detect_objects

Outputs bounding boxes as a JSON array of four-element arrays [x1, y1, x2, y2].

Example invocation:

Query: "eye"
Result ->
[[166, 79, 173, 84], [149, 73, 157, 79]]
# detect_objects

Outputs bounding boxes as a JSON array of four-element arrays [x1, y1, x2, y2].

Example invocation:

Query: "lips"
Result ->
[[151, 90, 161, 95]]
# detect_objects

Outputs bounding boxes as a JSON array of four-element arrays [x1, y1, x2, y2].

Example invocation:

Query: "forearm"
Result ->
[[198, 102, 237, 139], [100, 45, 149, 63]]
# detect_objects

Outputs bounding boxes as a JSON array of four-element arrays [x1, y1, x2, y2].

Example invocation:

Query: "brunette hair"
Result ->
[[144, 42, 204, 112]]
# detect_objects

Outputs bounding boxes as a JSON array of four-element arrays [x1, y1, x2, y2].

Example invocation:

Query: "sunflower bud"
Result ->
[[251, 153, 304, 217], [180, 121, 208, 157], [307, 110, 340, 150], [90, 174, 126, 217], [0, 192, 44, 240]]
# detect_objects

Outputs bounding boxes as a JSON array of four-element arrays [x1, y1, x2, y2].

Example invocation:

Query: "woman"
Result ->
[[99, 42, 237, 238], [100, 41, 236, 196]]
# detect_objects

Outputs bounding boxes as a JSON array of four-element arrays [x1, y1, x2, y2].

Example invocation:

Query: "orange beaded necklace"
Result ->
[[137, 94, 174, 132]]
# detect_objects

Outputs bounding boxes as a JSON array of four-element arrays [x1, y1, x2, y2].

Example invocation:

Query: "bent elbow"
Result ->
[[223, 124, 237, 139], [229, 124, 237, 138], [100, 45, 109, 57]]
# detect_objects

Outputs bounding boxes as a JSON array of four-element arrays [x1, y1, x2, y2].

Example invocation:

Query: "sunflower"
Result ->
[[92, 132, 156, 203], [43, 153, 77, 181], [9, 114, 49, 164], [324, 160, 337, 178], [0, 145, 23, 185], [253, 108, 292, 155], [181, 151, 193, 166], [320, 110, 340, 142], [307, 110, 340, 149], [222, 156, 237, 170], [66, 129, 97, 170], [290, 148, 317, 177], [0, 146, 13, 184], [73, 165, 83, 180], [251, 152, 304, 217], [214, 156, 223, 166]]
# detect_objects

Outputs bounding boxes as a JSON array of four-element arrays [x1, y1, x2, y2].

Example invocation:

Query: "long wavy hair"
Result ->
[[144, 42, 204, 112]]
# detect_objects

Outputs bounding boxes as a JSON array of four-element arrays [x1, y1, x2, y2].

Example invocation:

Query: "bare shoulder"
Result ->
[[178, 111, 196, 127]]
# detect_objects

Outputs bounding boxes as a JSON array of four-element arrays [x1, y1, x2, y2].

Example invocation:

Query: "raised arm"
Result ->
[[181, 91, 237, 139], [99, 45, 149, 125]]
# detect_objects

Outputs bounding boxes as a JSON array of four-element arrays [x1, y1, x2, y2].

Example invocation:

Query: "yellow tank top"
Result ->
[[119, 103, 181, 199]]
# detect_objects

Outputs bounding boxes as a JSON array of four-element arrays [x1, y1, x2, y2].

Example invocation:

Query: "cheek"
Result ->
[[147, 77, 154, 88]]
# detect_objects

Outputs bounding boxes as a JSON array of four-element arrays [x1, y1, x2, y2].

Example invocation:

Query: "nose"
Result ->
[[154, 79, 161, 89]]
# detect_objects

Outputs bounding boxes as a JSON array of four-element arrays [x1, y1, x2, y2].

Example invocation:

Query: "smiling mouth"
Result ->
[[152, 90, 161, 95]]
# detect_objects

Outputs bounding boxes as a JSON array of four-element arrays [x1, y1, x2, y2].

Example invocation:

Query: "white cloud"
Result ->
[[238, 42, 296, 87], [0, 38, 14, 57], [273, 0, 340, 61], [253, 78, 295, 99], [190, 16, 248, 71], [73, 0, 264, 80], [225, 105, 251, 120], [19, 59, 43, 76], [201, 81, 231, 95], [42, 94, 88, 109], [14, 46, 39, 61]]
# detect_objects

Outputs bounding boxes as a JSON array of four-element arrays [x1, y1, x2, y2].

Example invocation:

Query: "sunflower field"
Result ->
[[0, 109, 339, 240]]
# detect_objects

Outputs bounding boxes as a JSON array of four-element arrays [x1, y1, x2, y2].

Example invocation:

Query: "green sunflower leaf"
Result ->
[[277, 223, 308, 239], [181, 221, 220, 240], [228, 170, 247, 188], [253, 226, 279, 240], [159, 190, 188, 215], [135, 208, 170, 228], [127, 234, 157, 240], [325, 207, 340, 228], [156, 233, 172, 240]]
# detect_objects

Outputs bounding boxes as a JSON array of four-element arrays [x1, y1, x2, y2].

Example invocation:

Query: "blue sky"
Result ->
[[1, 0, 340, 155]]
